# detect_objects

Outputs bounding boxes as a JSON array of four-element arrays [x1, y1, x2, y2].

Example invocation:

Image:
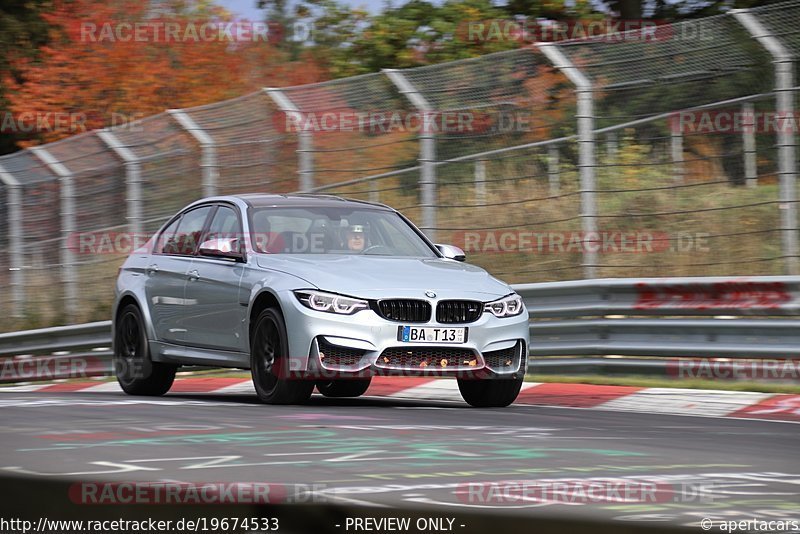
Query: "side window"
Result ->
[[156, 217, 181, 254], [165, 206, 213, 256], [200, 206, 242, 254]]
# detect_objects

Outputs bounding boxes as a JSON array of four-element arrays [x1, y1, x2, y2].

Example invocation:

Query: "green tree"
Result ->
[[307, 0, 524, 77]]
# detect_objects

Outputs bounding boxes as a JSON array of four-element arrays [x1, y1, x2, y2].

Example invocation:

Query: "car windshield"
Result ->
[[249, 206, 437, 257]]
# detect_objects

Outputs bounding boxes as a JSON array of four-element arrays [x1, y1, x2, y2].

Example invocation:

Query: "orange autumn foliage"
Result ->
[[6, 0, 328, 145]]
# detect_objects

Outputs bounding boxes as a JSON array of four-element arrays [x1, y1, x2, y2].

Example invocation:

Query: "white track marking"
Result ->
[[595, 388, 775, 417]]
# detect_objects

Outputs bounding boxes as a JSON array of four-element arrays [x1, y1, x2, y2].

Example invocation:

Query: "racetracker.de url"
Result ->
[[0, 517, 279, 533]]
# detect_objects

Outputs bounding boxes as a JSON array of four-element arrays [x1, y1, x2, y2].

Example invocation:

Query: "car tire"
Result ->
[[114, 304, 176, 396], [457, 377, 523, 408], [251, 307, 314, 404], [316, 378, 372, 398]]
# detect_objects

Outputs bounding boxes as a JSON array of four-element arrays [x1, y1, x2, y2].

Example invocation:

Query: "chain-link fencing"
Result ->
[[0, 150, 62, 327], [554, 14, 780, 278], [177, 90, 295, 197]]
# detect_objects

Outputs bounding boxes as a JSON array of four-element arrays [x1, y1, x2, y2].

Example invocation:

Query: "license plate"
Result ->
[[399, 326, 467, 343]]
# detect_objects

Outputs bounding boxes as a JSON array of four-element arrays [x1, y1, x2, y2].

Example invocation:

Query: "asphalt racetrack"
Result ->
[[0, 390, 797, 533]]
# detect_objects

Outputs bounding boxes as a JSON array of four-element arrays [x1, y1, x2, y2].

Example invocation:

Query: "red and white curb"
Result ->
[[1, 377, 798, 423]]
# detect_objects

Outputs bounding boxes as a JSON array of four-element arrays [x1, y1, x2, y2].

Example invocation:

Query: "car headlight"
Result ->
[[484, 294, 524, 318], [294, 290, 369, 315]]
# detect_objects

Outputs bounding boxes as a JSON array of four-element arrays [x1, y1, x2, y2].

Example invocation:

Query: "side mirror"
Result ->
[[198, 237, 245, 262], [435, 244, 466, 262]]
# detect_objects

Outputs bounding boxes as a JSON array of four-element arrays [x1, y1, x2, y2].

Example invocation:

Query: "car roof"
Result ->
[[232, 193, 394, 211]]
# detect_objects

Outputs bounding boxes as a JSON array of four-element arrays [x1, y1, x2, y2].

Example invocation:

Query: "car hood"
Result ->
[[255, 254, 513, 300]]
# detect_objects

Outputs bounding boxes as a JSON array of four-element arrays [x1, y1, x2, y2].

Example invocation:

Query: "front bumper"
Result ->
[[279, 289, 529, 380]]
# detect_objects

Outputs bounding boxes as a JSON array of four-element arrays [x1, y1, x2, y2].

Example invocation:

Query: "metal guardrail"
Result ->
[[0, 321, 112, 359], [517, 276, 800, 317], [0, 322, 113, 383], [520, 276, 800, 359], [530, 319, 800, 358], [0, 277, 797, 383]]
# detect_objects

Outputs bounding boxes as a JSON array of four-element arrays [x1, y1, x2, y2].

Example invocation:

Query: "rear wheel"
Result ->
[[457, 377, 523, 408], [251, 308, 314, 404], [114, 304, 176, 396], [316, 378, 372, 398]]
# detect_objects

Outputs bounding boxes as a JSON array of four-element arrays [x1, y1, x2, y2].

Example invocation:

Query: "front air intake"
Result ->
[[436, 300, 483, 324]]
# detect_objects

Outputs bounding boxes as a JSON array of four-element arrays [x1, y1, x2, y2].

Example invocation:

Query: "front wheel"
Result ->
[[251, 307, 314, 404], [457, 377, 523, 408], [317, 378, 372, 398], [114, 304, 176, 396]]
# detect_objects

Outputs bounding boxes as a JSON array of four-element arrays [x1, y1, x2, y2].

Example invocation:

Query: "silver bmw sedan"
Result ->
[[112, 194, 529, 407]]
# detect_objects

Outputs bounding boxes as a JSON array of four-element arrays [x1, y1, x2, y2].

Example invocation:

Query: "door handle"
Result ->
[[146, 264, 159, 275], [188, 269, 200, 281]]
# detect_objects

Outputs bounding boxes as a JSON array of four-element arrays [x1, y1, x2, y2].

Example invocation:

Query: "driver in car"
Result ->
[[345, 224, 367, 252]]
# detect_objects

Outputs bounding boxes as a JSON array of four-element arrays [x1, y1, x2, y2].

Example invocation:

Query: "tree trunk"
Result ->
[[616, 0, 643, 19]]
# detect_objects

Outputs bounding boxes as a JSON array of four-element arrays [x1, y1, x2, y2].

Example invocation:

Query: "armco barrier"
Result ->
[[0, 321, 112, 359], [518, 276, 800, 317], [1, 277, 798, 382]]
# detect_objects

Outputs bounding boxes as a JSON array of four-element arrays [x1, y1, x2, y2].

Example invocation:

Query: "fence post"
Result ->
[[98, 130, 143, 237], [265, 88, 313, 192], [0, 163, 24, 318], [369, 180, 379, 203], [742, 102, 758, 187], [606, 132, 618, 188], [30, 147, 78, 321], [732, 9, 798, 275], [671, 129, 684, 184], [169, 109, 218, 197], [538, 43, 597, 278], [548, 144, 560, 196], [474, 159, 487, 206], [384, 69, 438, 242]]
